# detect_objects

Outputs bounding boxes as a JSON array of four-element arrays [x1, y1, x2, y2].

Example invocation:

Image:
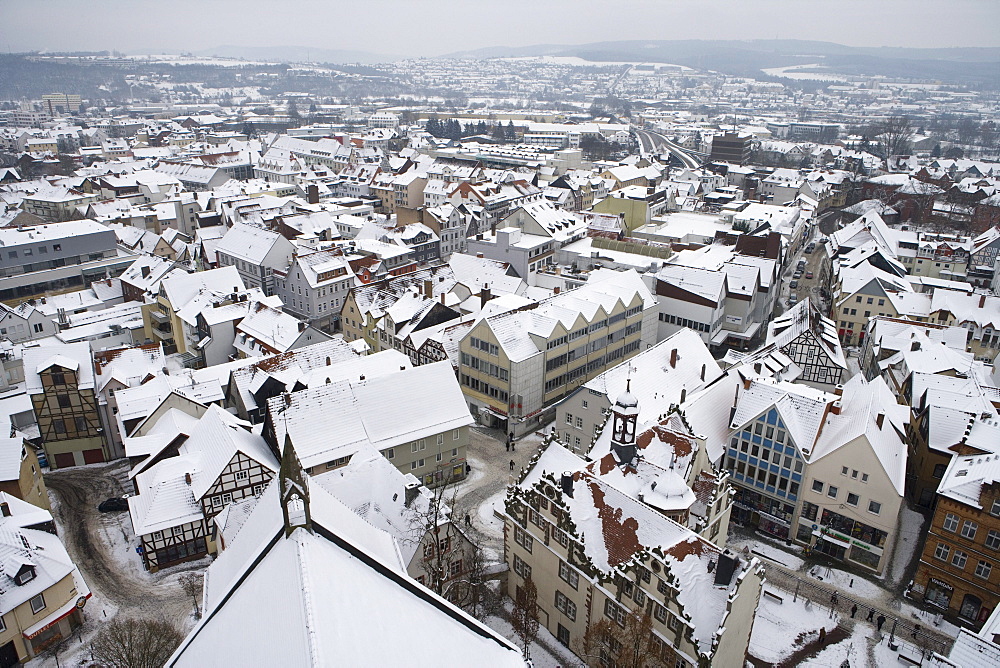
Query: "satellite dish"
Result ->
[[76, 596, 87, 609]]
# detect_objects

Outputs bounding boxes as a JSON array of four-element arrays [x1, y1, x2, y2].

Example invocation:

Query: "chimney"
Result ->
[[0, 502, 9, 517], [184, 472, 192, 485], [554, 286, 560, 295], [980, 294, 987, 308], [713, 549, 739, 586], [480, 284, 492, 309], [876, 413, 885, 430], [307, 184, 320, 204], [476, 251, 484, 257], [141, 265, 151, 278], [833, 384, 844, 397], [560, 472, 574, 498], [404, 478, 420, 507], [298, 321, 307, 332], [359, 374, 366, 381], [440, 292, 446, 304], [680, 387, 687, 404], [911, 341, 920, 352], [700, 364, 706, 381], [326, 357, 331, 366], [670, 348, 678, 369], [830, 400, 842, 416], [423, 279, 432, 298]]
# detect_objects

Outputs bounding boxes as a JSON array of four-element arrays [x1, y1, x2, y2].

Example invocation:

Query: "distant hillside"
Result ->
[[192, 45, 400, 65], [443, 39, 1000, 88]]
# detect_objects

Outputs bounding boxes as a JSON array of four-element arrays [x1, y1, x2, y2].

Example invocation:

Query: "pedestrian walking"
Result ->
[[830, 593, 838, 608], [510, 459, 515, 472], [867, 608, 875, 622], [912, 624, 921, 641], [505, 441, 510, 452], [877, 614, 886, 632], [818, 627, 826, 644], [850, 604, 858, 619], [464, 513, 471, 527], [466, 463, 471, 474]]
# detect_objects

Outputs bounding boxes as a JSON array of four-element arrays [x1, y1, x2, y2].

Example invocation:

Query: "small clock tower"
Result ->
[[610, 379, 640, 466]]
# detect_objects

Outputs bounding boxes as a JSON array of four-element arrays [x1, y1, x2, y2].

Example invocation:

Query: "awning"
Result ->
[[815, 530, 850, 549], [23, 593, 90, 639]]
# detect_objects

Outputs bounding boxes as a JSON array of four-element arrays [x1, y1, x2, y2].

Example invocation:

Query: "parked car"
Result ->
[[806, 271, 814, 279], [793, 270, 803, 279], [789, 294, 798, 305], [98, 497, 130, 513], [790, 279, 798, 289], [820, 237, 829, 244]]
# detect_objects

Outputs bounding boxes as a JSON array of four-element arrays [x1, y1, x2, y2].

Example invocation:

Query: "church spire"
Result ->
[[279, 433, 311, 536], [611, 379, 640, 466]]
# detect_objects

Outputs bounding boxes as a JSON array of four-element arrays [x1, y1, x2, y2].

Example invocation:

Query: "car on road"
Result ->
[[98, 496, 130, 512], [820, 237, 829, 244], [806, 271, 814, 279], [790, 279, 798, 289]]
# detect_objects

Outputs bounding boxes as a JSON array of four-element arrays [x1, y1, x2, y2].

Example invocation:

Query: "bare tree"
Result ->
[[179, 573, 202, 620], [871, 116, 912, 161], [408, 474, 465, 597], [91, 618, 184, 668], [511, 577, 539, 660], [576, 610, 667, 668]]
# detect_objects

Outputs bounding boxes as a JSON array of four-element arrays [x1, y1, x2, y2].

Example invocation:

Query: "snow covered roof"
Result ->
[[235, 303, 327, 355], [216, 223, 288, 265], [0, 439, 24, 482], [767, 297, 846, 370], [173, 475, 522, 667], [268, 361, 473, 470], [23, 342, 95, 393], [480, 269, 655, 363], [731, 378, 835, 457], [518, 442, 755, 655], [581, 328, 723, 426], [0, 514, 89, 617], [937, 431, 1000, 510]]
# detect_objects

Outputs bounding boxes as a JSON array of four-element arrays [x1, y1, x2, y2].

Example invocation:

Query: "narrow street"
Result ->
[[44, 462, 204, 624]]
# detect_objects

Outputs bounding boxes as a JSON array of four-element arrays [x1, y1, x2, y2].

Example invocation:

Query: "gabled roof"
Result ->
[[268, 361, 473, 470], [23, 342, 95, 393], [172, 476, 522, 667], [767, 297, 846, 370], [937, 428, 1000, 509]]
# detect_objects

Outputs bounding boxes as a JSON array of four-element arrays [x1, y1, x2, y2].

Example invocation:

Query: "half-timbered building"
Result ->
[[766, 297, 847, 390], [127, 405, 278, 571], [23, 344, 105, 469]]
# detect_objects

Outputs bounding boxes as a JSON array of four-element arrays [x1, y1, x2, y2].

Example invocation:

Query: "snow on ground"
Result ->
[[477, 488, 506, 539], [728, 535, 805, 570], [486, 602, 581, 668], [749, 584, 840, 665], [805, 563, 885, 601], [888, 504, 927, 586]]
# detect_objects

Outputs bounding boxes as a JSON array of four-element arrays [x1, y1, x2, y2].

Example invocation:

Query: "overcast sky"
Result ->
[[4, 0, 999, 57]]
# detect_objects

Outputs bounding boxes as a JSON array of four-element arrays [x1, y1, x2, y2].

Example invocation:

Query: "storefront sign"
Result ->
[[929, 578, 954, 591]]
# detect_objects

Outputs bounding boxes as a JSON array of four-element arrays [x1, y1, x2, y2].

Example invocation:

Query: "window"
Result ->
[[654, 602, 667, 623], [952, 550, 968, 569], [30, 593, 45, 614], [827, 486, 838, 499], [861, 473, 869, 483], [559, 560, 579, 589], [15, 568, 34, 585], [512, 554, 531, 580], [453, 429, 460, 441], [846, 493, 860, 507], [976, 561, 992, 580], [991, 499, 1000, 517], [566, 413, 573, 425], [33, 322, 43, 333], [812, 480, 824, 493], [943, 513, 960, 532], [514, 525, 533, 553], [0, 615, 4, 633], [961, 521, 978, 540], [575, 417, 583, 429], [986, 530, 1000, 550], [555, 591, 577, 621], [385, 448, 394, 459], [841, 466, 848, 476], [934, 543, 950, 561], [604, 599, 626, 627], [868, 500, 882, 515], [57, 394, 72, 408], [235, 470, 248, 481]]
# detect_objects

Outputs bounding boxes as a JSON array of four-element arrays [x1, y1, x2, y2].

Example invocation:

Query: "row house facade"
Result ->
[[912, 438, 1000, 629]]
